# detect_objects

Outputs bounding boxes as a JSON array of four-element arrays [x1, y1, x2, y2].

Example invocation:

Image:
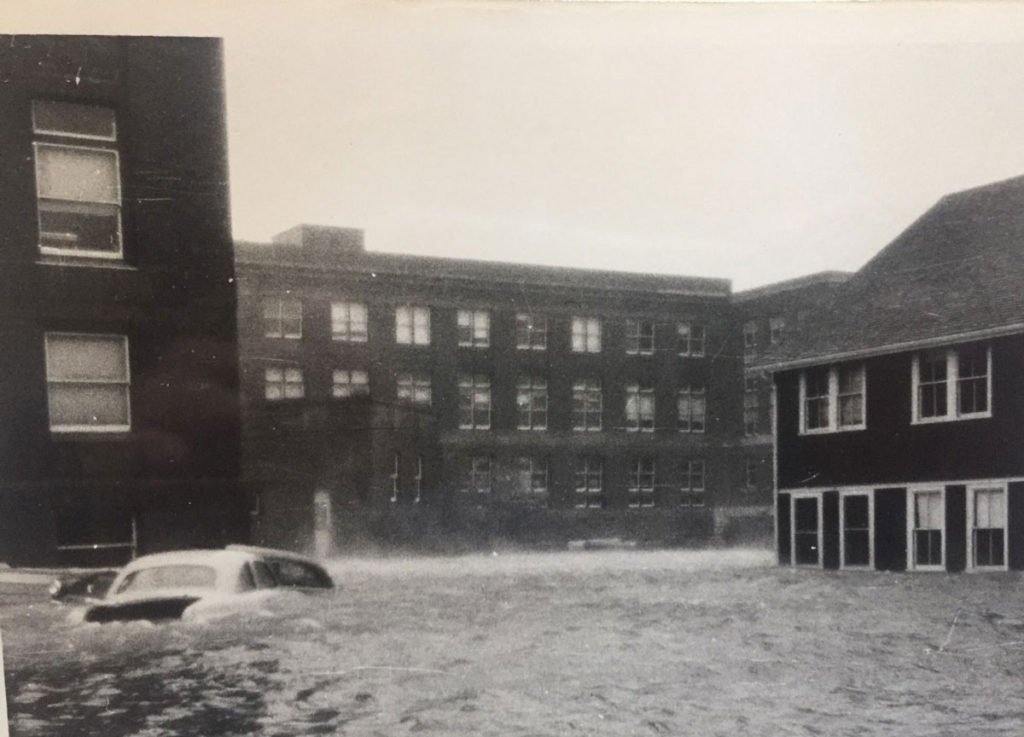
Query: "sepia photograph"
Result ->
[[1, 0, 1024, 734]]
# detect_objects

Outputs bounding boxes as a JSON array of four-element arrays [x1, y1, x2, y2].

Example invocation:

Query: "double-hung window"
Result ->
[[625, 319, 655, 355], [33, 101, 122, 258], [769, 317, 786, 345], [457, 310, 490, 348], [396, 306, 430, 345], [909, 489, 944, 570], [265, 366, 304, 401], [912, 344, 991, 423], [677, 385, 706, 433], [743, 322, 757, 357], [574, 457, 604, 508], [516, 376, 548, 430], [680, 460, 705, 507], [970, 486, 1006, 569], [516, 457, 549, 497], [332, 369, 369, 398], [396, 373, 431, 406], [677, 323, 706, 357], [572, 380, 602, 431], [628, 457, 656, 508], [515, 314, 547, 350], [462, 457, 491, 494], [331, 301, 368, 342], [625, 382, 655, 432], [571, 317, 601, 353], [263, 297, 302, 339], [458, 375, 491, 429], [799, 363, 866, 434], [45, 333, 130, 433]]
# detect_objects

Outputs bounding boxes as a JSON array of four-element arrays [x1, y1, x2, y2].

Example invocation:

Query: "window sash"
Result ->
[[396, 307, 430, 345], [331, 301, 368, 342], [572, 380, 602, 431], [396, 373, 431, 405], [571, 317, 601, 353], [516, 377, 548, 430], [574, 458, 604, 507], [625, 384, 655, 432], [263, 298, 302, 339], [265, 367, 304, 400], [457, 310, 490, 347], [33, 100, 116, 140], [678, 386, 706, 433], [458, 376, 491, 429], [914, 345, 991, 422], [677, 323, 705, 357], [515, 314, 547, 350], [45, 333, 130, 432], [332, 369, 369, 398], [626, 320, 655, 355]]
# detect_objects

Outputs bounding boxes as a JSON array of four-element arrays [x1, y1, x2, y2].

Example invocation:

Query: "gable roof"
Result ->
[[758, 174, 1024, 371]]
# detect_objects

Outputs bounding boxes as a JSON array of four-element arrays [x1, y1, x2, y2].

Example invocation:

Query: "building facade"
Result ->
[[762, 176, 1024, 572], [0, 36, 245, 566], [236, 225, 760, 552]]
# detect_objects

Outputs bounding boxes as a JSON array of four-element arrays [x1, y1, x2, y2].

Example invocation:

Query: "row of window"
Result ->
[[262, 298, 708, 356], [799, 343, 992, 434], [264, 367, 708, 433], [790, 484, 1008, 571], [743, 317, 787, 357], [456, 456, 708, 508]]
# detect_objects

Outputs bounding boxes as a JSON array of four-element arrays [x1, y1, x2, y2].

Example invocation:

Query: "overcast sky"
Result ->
[[9, 1, 1024, 289]]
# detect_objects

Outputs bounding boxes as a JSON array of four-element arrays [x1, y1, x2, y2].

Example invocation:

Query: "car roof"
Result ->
[[120, 549, 258, 574], [225, 544, 325, 566]]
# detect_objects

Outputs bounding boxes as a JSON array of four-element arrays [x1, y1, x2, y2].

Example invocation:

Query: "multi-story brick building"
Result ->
[[0, 36, 245, 566], [236, 225, 753, 552]]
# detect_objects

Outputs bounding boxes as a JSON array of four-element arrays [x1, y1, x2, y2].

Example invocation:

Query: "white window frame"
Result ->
[[396, 372, 431, 406], [574, 457, 604, 508], [625, 319, 655, 356], [457, 309, 490, 348], [571, 317, 602, 353], [44, 332, 130, 433], [677, 385, 706, 434], [263, 297, 303, 339], [967, 483, 1008, 572], [265, 365, 304, 401], [330, 301, 368, 343], [389, 453, 400, 503], [515, 313, 548, 350], [628, 457, 656, 508], [33, 101, 122, 260], [911, 345, 992, 424], [789, 491, 823, 568], [625, 382, 655, 433], [677, 322, 706, 357], [517, 456, 549, 496], [572, 379, 602, 431], [395, 306, 431, 345], [839, 489, 874, 570], [798, 363, 866, 435], [906, 487, 945, 572], [769, 316, 786, 345], [458, 374, 491, 430], [331, 369, 369, 398], [680, 459, 706, 507], [516, 376, 548, 431]]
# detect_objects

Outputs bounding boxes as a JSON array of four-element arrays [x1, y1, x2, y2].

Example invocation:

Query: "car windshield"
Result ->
[[116, 565, 218, 594]]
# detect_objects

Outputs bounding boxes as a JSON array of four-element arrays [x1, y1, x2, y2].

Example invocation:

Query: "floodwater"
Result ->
[[3, 548, 1024, 736]]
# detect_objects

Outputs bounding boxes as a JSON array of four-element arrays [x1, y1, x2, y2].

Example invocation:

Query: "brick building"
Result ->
[[236, 225, 755, 552], [0, 36, 245, 565]]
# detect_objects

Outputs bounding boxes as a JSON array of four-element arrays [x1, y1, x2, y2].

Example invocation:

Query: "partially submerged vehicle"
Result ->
[[49, 569, 118, 604], [83, 547, 333, 623]]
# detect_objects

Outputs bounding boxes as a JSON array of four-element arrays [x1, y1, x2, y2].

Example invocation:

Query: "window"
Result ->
[[571, 317, 601, 353], [677, 385, 706, 433], [677, 323, 706, 357], [457, 310, 490, 348], [912, 344, 991, 423], [515, 314, 547, 350], [461, 457, 491, 494], [33, 101, 121, 258], [680, 460, 705, 507], [799, 363, 866, 433], [841, 493, 872, 568], [516, 457, 549, 497], [516, 376, 548, 430], [628, 457, 656, 508], [45, 333, 129, 432], [970, 486, 1006, 569], [769, 316, 786, 345], [625, 319, 655, 355], [332, 369, 369, 398], [743, 390, 759, 436], [910, 490, 944, 569], [625, 383, 655, 432], [744, 459, 760, 490], [572, 379, 602, 431], [263, 298, 302, 339], [458, 375, 491, 429], [331, 301, 368, 342], [265, 366, 304, 400], [743, 321, 757, 356], [396, 373, 431, 405], [396, 306, 430, 345], [389, 453, 400, 503], [414, 456, 423, 503], [574, 457, 604, 508]]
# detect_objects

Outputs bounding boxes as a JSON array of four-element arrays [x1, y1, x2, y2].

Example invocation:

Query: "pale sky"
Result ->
[[8, 1, 1024, 289]]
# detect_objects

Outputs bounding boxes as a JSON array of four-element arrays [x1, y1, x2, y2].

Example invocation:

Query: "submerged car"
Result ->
[[49, 569, 118, 603], [83, 547, 332, 623]]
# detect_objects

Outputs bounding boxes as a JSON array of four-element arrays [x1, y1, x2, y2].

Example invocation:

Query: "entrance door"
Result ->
[[793, 496, 820, 565], [842, 494, 871, 568]]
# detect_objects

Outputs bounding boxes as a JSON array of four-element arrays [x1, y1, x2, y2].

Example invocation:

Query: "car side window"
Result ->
[[251, 561, 278, 589], [238, 564, 257, 591], [270, 560, 329, 588]]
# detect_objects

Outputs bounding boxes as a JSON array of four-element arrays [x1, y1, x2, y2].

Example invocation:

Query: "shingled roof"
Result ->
[[758, 174, 1024, 370]]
